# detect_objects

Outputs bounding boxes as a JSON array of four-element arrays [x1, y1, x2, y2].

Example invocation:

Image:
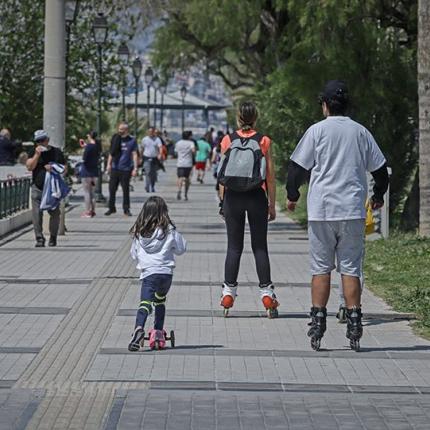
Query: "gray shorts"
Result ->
[[308, 219, 365, 278]]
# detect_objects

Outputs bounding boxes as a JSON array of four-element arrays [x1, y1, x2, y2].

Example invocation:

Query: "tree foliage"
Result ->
[[0, 0, 137, 151], [152, 0, 418, 219]]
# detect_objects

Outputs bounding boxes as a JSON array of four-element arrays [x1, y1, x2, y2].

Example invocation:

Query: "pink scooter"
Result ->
[[143, 329, 175, 350]]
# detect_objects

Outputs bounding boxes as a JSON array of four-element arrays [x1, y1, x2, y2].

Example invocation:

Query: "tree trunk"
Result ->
[[418, 0, 430, 236]]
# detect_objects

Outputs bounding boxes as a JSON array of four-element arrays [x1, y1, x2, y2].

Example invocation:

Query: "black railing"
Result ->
[[0, 177, 31, 219]]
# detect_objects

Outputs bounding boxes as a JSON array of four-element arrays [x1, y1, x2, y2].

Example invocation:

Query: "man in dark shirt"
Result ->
[[0, 128, 17, 166], [26, 130, 65, 247], [105, 122, 138, 216]]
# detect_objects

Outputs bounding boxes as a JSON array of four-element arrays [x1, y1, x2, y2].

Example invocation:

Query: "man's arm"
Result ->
[[131, 151, 138, 176], [286, 160, 310, 202], [106, 154, 113, 173], [370, 163, 389, 209], [26, 148, 42, 171]]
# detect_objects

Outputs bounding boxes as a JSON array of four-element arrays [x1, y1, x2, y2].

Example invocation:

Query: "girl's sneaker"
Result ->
[[81, 211, 92, 218], [148, 329, 166, 350], [91, 210, 96, 217], [128, 328, 145, 351]]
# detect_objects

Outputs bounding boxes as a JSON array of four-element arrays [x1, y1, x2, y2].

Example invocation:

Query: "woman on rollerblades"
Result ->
[[128, 196, 187, 351], [218, 101, 279, 318]]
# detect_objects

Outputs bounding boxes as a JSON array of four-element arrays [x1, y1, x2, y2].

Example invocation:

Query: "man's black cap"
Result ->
[[320, 80, 348, 102]]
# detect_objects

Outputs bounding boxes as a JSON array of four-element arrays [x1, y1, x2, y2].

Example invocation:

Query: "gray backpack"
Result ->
[[217, 132, 266, 192]]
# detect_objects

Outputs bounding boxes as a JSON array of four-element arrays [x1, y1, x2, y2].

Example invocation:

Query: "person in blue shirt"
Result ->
[[105, 122, 138, 217]]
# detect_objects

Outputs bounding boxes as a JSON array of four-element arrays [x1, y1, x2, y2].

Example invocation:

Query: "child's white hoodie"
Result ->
[[130, 228, 187, 279]]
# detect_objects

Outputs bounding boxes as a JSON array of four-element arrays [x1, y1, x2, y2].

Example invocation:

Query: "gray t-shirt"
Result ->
[[175, 139, 195, 168], [141, 136, 162, 158], [291, 116, 386, 221]]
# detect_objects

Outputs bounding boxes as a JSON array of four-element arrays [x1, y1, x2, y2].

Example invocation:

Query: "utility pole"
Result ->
[[44, 0, 66, 235], [43, 0, 65, 151]]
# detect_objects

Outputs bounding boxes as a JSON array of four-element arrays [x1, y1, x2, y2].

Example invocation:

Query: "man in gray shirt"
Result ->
[[286, 80, 389, 351]]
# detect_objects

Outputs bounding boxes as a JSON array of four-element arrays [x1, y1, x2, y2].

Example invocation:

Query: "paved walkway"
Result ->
[[0, 161, 429, 429]]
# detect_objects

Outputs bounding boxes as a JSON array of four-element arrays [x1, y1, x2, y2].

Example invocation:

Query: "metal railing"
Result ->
[[0, 177, 31, 219]]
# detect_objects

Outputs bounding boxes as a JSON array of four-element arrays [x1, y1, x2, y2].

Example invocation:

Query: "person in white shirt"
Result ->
[[174, 130, 196, 201], [140, 127, 162, 193], [286, 80, 389, 351]]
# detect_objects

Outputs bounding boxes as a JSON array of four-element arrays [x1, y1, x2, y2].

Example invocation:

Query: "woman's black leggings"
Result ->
[[223, 188, 271, 285]]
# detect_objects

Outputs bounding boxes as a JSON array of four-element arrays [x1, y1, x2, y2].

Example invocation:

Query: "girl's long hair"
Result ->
[[130, 196, 175, 239], [237, 101, 258, 131]]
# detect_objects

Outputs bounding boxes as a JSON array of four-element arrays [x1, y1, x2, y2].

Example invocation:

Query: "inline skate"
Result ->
[[307, 307, 327, 351], [220, 282, 238, 317], [260, 283, 279, 318], [346, 306, 362, 352]]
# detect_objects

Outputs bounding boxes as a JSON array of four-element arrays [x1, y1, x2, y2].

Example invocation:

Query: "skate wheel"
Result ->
[[267, 308, 278, 319], [223, 308, 229, 317], [311, 337, 321, 351], [170, 330, 175, 348], [350, 339, 360, 352]]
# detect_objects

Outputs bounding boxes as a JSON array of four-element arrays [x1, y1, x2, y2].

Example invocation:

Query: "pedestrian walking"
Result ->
[[175, 130, 196, 201], [80, 131, 100, 218], [0, 128, 18, 166], [26, 130, 66, 247], [286, 80, 389, 351], [105, 122, 138, 217], [217, 101, 278, 318], [128, 196, 187, 351], [195, 133, 212, 184], [140, 127, 162, 193]]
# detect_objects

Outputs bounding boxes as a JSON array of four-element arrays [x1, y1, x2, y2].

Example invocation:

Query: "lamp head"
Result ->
[[92, 13, 108, 45]]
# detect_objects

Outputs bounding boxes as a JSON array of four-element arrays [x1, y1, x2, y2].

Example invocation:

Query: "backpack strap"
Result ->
[[228, 131, 240, 142]]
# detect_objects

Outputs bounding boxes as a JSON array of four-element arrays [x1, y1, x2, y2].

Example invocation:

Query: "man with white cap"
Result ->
[[26, 130, 66, 247]]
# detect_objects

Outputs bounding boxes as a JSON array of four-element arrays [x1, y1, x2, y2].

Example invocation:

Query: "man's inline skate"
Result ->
[[307, 307, 327, 351], [260, 283, 279, 318], [220, 282, 237, 317], [346, 306, 362, 352]]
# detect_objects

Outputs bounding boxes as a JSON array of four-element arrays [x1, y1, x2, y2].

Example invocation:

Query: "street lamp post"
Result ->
[[132, 57, 142, 138], [152, 74, 160, 129], [117, 42, 130, 121], [180, 85, 187, 132], [159, 82, 167, 131], [144, 67, 153, 127], [65, 0, 79, 95], [92, 12, 108, 203]]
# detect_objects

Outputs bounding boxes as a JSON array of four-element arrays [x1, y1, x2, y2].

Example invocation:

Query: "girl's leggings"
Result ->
[[136, 274, 172, 330], [223, 188, 272, 285]]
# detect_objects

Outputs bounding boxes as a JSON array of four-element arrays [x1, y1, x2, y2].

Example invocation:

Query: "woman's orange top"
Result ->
[[220, 129, 271, 191]]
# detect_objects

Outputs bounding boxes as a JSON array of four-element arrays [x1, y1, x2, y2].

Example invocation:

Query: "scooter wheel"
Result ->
[[311, 337, 321, 351], [155, 340, 159, 351], [223, 308, 229, 317], [170, 330, 175, 348]]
